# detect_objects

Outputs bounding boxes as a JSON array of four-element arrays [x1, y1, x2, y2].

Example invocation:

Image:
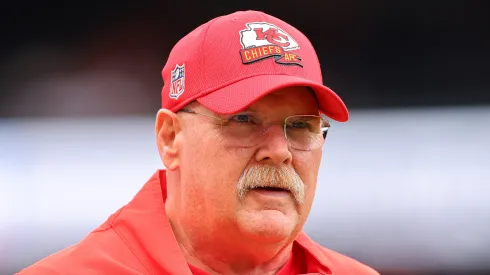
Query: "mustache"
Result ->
[[236, 165, 305, 205]]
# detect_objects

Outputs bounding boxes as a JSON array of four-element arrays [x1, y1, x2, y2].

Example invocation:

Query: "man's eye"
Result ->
[[290, 121, 309, 129], [229, 114, 256, 124]]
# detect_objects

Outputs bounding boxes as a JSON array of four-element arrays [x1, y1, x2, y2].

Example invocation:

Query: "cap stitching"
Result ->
[[199, 15, 224, 98]]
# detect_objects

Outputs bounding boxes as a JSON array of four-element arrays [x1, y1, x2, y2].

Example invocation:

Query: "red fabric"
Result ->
[[17, 170, 379, 275], [276, 243, 306, 275], [160, 10, 349, 122], [188, 265, 210, 275]]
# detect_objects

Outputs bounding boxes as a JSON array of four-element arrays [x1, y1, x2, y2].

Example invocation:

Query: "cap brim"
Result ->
[[196, 74, 349, 122]]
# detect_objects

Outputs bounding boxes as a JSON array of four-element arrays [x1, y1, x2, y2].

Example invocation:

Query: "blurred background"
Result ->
[[1, 0, 489, 274]]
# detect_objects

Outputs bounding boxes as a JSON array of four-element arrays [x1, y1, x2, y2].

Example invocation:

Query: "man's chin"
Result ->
[[235, 209, 298, 243]]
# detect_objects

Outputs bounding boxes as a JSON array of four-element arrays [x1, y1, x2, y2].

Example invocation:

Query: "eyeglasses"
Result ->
[[179, 108, 330, 151]]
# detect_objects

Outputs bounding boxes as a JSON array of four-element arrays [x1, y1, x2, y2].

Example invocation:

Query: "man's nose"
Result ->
[[259, 122, 287, 139], [254, 124, 293, 166]]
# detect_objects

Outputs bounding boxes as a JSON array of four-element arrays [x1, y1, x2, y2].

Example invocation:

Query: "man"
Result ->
[[18, 10, 379, 275]]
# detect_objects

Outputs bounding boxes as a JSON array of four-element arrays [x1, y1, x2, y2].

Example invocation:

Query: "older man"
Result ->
[[18, 10, 379, 275]]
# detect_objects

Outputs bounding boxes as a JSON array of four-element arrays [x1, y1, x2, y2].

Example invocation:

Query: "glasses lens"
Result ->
[[218, 114, 327, 150], [220, 114, 261, 148], [285, 115, 325, 150]]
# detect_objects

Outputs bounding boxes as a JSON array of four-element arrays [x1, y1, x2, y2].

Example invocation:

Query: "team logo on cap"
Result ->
[[239, 22, 302, 67], [169, 64, 185, 99]]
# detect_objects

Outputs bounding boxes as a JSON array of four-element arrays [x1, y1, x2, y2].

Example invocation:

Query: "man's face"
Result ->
[[171, 86, 323, 245]]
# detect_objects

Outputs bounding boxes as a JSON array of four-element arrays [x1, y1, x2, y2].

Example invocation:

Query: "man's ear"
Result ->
[[155, 108, 182, 171]]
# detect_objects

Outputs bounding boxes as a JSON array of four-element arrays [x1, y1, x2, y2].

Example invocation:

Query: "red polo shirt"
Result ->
[[17, 170, 379, 275]]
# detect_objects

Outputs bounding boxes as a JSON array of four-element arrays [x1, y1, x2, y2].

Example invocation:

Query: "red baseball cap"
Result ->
[[161, 10, 349, 122]]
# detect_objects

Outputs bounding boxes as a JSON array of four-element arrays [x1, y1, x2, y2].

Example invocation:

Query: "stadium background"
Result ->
[[1, 1, 489, 274]]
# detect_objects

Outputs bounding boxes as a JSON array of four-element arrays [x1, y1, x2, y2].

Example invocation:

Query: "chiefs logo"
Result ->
[[239, 22, 302, 67], [254, 27, 291, 48]]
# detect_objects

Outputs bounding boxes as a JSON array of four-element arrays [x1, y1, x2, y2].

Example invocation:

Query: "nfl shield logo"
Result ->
[[169, 64, 185, 99]]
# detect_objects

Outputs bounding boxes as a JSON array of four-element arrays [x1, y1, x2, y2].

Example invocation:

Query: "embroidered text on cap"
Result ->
[[239, 22, 302, 67]]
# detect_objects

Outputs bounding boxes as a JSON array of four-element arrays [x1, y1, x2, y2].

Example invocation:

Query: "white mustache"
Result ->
[[236, 165, 305, 204]]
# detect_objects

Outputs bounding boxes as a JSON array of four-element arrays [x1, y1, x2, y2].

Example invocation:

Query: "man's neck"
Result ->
[[180, 240, 294, 275], [167, 213, 294, 275]]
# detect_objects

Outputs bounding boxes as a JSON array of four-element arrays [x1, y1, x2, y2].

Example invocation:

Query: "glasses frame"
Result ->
[[178, 108, 331, 149]]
